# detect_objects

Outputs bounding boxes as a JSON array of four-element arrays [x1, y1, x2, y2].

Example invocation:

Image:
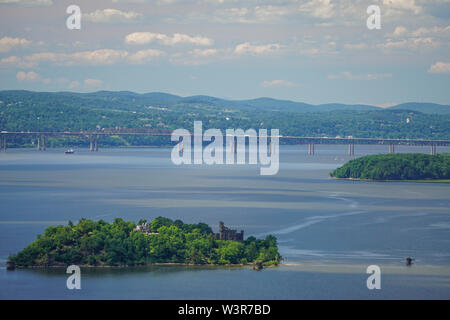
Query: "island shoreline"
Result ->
[[329, 177, 450, 183]]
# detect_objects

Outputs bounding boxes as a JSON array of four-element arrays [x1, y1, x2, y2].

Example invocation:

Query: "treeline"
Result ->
[[9, 217, 280, 267], [330, 153, 450, 180], [1, 91, 449, 148]]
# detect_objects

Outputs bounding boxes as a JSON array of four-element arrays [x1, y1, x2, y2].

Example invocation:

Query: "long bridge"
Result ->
[[1, 128, 449, 155]]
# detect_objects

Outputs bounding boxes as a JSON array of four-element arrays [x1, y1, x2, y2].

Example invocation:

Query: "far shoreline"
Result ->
[[330, 177, 450, 183], [9, 262, 279, 270]]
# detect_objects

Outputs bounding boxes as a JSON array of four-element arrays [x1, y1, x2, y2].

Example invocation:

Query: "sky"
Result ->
[[0, 0, 449, 106]]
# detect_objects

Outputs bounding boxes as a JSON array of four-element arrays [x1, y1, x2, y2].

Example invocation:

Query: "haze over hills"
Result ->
[[388, 103, 450, 115], [0, 90, 449, 114]]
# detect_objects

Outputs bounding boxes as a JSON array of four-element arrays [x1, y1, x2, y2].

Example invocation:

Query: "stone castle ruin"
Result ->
[[136, 220, 244, 241], [215, 221, 244, 241]]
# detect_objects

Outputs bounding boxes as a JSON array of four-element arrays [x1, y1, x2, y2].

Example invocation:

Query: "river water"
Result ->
[[0, 145, 449, 299]]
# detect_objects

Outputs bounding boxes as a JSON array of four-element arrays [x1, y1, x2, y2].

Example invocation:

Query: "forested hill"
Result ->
[[0, 90, 449, 145], [1, 90, 449, 114], [389, 103, 450, 115], [330, 154, 450, 181], [9, 217, 281, 267]]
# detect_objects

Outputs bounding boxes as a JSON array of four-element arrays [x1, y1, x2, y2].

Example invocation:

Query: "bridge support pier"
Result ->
[[229, 138, 237, 154], [430, 144, 437, 155], [1, 135, 6, 151], [348, 144, 354, 156], [308, 143, 315, 155], [388, 144, 395, 153], [89, 136, 94, 152], [89, 135, 98, 152], [37, 135, 46, 151]]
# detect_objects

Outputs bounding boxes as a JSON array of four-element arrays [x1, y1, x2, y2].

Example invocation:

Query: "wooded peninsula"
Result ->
[[330, 153, 450, 181], [8, 217, 280, 268]]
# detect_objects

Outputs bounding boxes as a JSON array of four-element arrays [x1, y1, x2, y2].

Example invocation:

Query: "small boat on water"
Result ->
[[406, 257, 415, 266], [65, 148, 75, 154]]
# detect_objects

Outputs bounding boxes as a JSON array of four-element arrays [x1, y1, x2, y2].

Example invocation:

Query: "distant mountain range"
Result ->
[[0, 90, 449, 114], [1, 90, 449, 141]]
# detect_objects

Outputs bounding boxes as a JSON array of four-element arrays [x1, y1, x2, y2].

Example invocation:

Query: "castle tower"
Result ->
[[219, 221, 224, 240]]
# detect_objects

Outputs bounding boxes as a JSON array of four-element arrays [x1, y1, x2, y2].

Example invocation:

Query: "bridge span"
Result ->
[[0, 129, 449, 155]]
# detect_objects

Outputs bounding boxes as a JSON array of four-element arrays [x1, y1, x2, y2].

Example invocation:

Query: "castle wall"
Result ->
[[215, 221, 244, 241]]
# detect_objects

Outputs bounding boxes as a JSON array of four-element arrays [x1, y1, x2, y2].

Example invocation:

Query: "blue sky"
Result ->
[[0, 0, 449, 106]]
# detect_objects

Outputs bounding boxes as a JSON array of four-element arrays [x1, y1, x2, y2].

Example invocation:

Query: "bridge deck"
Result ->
[[1, 131, 449, 146]]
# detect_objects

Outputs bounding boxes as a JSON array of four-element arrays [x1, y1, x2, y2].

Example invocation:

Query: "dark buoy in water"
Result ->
[[6, 261, 15, 270], [406, 257, 415, 266]]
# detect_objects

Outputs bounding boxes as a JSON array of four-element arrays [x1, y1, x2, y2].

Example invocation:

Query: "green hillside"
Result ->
[[9, 217, 280, 267], [1, 91, 449, 148], [330, 153, 450, 181]]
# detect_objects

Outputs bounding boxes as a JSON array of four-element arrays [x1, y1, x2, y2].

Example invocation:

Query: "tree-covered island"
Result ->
[[8, 217, 280, 268], [330, 153, 450, 181]]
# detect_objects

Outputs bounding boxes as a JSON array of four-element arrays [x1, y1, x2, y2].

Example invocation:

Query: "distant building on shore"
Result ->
[[135, 222, 159, 235], [215, 221, 244, 241]]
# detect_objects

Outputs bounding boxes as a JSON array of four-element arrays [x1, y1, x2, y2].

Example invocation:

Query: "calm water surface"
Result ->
[[0, 145, 449, 299]]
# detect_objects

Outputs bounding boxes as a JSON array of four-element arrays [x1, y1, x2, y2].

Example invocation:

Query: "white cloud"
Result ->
[[17, 48, 169, 67], [234, 42, 281, 55], [0, 55, 36, 68], [168, 48, 220, 65], [212, 7, 252, 23], [125, 32, 213, 46], [299, 0, 335, 19], [16, 70, 40, 81], [0, 37, 31, 53], [379, 40, 408, 50], [71, 49, 129, 65], [381, 23, 448, 53], [128, 49, 166, 64], [328, 72, 392, 80], [379, 37, 441, 51], [261, 79, 297, 88], [84, 79, 103, 87], [24, 49, 130, 66], [16, 70, 49, 83], [407, 37, 441, 48], [23, 52, 67, 64], [388, 25, 449, 38], [254, 5, 291, 20], [0, 0, 52, 6], [388, 26, 408, 37], [83, 9, 143, 23], [382, 0, 422, 14], [428, 61, 450, 74], [189, 48, 217, 57], [212, 5, 292, 23], [410, 26, 450, 37]]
